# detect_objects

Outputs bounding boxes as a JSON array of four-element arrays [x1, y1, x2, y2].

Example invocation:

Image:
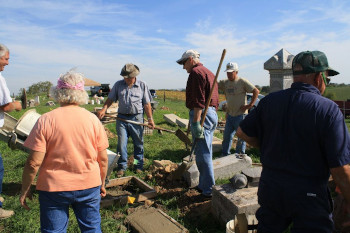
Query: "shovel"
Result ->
[[171, 48, 227, 180], [115, 117, 192, 145]]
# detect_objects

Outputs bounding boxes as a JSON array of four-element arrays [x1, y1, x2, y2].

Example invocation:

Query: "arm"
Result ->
[[193, 108, 203, 123], [330, 165, 350, 226], [240, 88, 260, 111], [19, 150, 45, 210], [97, 149, 108, 197], [236, 126, 260, 148], [0, 101, 22, 112], [144, 103, 155, 129], [96, 98, 113, 119]]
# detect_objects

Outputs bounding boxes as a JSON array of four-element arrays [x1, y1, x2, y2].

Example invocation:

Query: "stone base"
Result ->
[[212, 184, 259, 226], [183, 154, 252, 188]]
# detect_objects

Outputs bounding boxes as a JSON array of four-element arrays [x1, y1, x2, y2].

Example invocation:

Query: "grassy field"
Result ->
[[1, 90, 349, 232], [0, 94, 231, 233], [325, 85, 350, 100]]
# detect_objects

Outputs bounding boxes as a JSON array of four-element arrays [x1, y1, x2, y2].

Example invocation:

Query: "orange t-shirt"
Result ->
[[24, 106, 109, 192]]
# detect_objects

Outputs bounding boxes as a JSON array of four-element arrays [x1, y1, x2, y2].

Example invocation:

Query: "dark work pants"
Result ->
[[257, 170, 334, 233]]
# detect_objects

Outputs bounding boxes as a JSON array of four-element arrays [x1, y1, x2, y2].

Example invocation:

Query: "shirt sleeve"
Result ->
[[141, 82, 152, 105], [23, 116, 47, 153], [323, 109, 350, 168], [108, 82, 118, 102], [242, 78, 256, 93], [0, 78, 12, 106]]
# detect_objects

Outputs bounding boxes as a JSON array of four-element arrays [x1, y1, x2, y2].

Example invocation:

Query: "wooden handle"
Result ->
[[200, 49, 226, 127]]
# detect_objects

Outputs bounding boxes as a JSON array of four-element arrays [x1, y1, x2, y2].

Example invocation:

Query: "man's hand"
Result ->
[[240, 103, 253, 112], [14, 101, 22, 111], [191, 121, 204, 139], [147, 119, 155, 129], [96, 109, 106, 119]]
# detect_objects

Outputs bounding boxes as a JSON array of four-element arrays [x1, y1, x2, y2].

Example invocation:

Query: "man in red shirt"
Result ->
[[177, 49, 219, 197]]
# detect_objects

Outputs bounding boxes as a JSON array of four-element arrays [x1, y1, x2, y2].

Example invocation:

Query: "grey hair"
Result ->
[[193, 57, 200, 64], [50, 70, 89, 105], [0, 43, 9, 57]]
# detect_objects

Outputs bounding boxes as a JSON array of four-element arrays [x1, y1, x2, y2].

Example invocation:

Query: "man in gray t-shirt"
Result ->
[[97, 63, 154, 177]]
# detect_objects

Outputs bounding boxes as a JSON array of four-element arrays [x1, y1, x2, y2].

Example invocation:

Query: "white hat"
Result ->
[[176, 49, 200, 65], [225, 62, 239, 72]]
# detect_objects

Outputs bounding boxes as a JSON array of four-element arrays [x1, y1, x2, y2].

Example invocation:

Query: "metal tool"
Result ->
[[171, 48, 227, 180]]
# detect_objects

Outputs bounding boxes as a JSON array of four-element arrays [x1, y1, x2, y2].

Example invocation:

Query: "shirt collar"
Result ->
[[123, 78, 140, 87], [291, 82, 321, 95]]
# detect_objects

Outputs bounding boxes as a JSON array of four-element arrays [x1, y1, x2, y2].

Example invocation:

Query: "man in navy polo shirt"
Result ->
[[237, 50, 350, 232]]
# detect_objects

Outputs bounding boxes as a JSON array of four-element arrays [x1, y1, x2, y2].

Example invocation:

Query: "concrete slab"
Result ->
[[242, 166, 262, 187], [125, 207, 188, 233], [212, 184, 259, 226], [163, 114, 181, 126], [183, 154, 252, 188], [175, 118, 189, 128], [212, 136, 223, 153]]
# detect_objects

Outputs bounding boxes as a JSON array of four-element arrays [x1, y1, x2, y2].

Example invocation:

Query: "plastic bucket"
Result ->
[[15, 109, 41, 137], [226, 219, 235, 233]]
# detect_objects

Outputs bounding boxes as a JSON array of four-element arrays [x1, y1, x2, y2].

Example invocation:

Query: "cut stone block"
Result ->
[[125, 207, 188, 233], [242, 166, 262, 188], [183, 154, 252, 188], [212, 136, 223, 153], [163, 114, 181, 126], [212, 184, 259, 226], [175, 118, 189, 128]]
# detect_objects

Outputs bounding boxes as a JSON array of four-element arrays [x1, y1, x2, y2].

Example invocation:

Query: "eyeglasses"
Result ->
[[321, 72, 330, 85]]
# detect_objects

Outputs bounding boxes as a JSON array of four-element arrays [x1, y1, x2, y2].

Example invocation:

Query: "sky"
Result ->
[[1, 0, 350, 95]]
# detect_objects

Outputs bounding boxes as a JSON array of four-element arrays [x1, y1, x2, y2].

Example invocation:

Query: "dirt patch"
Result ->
[[104, 126, 116, 139]]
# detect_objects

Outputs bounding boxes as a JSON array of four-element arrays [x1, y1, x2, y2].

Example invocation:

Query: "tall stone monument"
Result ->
[[264, 48, 294, 93]]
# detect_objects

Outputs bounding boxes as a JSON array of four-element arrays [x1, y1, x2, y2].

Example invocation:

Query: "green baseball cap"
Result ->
[[292, 50, 339, 76]]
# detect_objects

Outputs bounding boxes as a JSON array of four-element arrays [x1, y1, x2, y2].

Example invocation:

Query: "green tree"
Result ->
[[27, 81, 53, 95]]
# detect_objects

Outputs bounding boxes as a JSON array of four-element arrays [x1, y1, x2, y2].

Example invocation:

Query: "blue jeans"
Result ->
[[222, 114, 246, 156], [39, 186, 101, 233], [116, 114, 144, 171], [0, 154, 3, 208], [190, 107, 218, 195]]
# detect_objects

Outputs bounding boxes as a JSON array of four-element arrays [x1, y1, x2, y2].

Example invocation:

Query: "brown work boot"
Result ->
[[116, 170, 124, 178], [0, 208, 14, 219], [0, 196, 4, 203]]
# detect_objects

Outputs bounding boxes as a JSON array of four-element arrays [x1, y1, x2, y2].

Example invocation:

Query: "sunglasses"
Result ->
[[321, 72, 330, 85]]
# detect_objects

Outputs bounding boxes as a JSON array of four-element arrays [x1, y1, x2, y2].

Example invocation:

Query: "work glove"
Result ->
[[191, 121, 204, 139]]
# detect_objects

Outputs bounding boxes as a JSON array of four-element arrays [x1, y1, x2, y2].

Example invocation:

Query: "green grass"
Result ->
[[324, 86, 350, 100], [1, 92, 349, 232]]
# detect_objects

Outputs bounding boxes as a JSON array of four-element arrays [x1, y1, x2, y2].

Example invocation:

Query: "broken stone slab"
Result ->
[[212, 184, 259, 226], [125, 207, 189, 233], [175, 118, 189, 128], [242, 166, 262, 187], [106, 149, 120, 180], [163, 113, 181, 126], [101, 176, 157, 208], [183, 154, 252, 188]]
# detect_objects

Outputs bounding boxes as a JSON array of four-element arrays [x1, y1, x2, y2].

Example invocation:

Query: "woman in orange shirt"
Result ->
[[19, 70, 109, 233]]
